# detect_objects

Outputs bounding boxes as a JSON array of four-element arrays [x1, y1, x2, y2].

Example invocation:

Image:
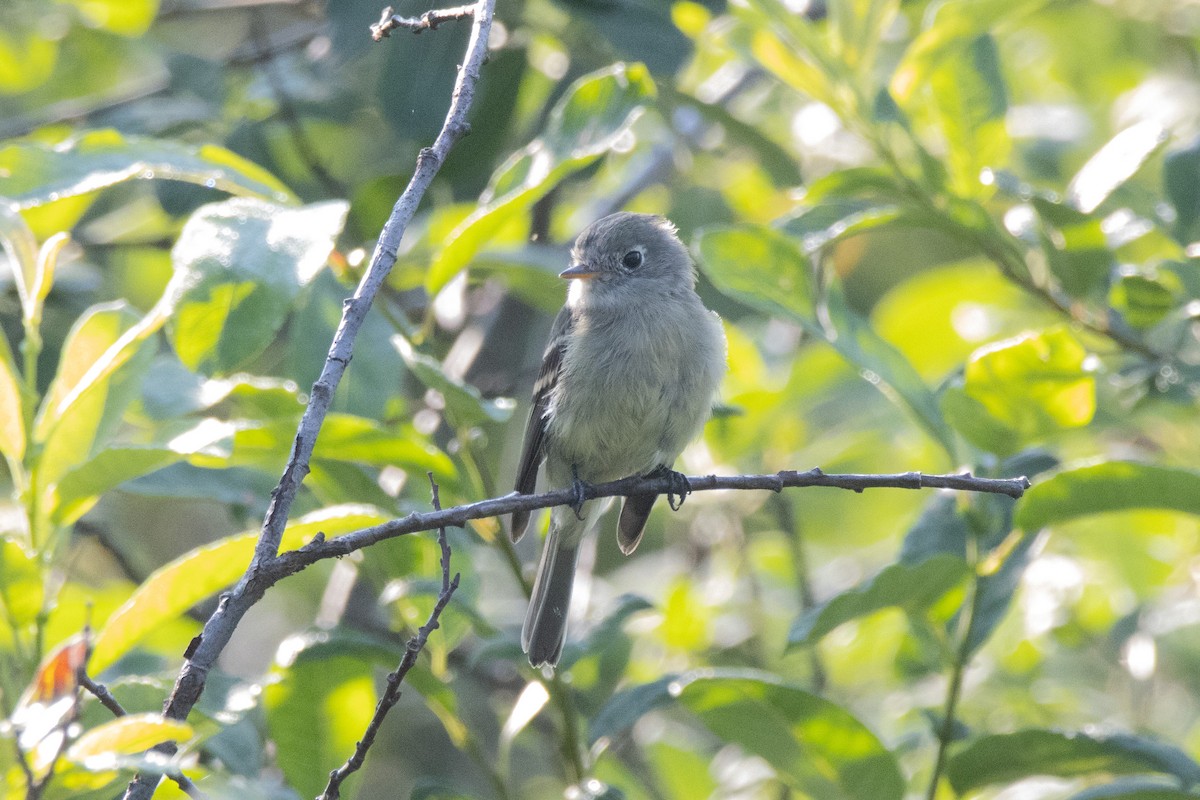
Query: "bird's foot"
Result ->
[[570, 464, 588, 520], [650, 465, 691, 511]]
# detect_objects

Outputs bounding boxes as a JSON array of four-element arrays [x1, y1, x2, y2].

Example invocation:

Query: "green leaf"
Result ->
[[788, 554, 969, 648], [1016, 461, 1200, 531], [425, 63, 655, 294], [265, 635, 387, 800], [33, 302, 159, 504], [392, 335, 514, 426], [947, 730, 1200, 794], [67, 714, 193, 768], [928, 33, 1010, 196], [52, 414, 239, 525], [829, 0, 901, 74], [941, 386, 1020, 456], [1067, 777, 1200, 800], [0, 201, 38, 319], [0, 324, 25, 465], [698, 225, 953, 455], [592, 670, 903, 800], [1165, 139, 1200, 242], [164, 198, 348, 374], [962, 327, 1095, 443], [0, 130, 294, 212], [1032, 197, 1115, 298], [90, 505, 389, 673], [696, 225, 815, 319], [1110, 274, 1178, 329], [1068, 120, 1168, 214]]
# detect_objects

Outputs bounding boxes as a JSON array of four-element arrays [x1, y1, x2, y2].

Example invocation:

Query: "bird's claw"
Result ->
[[651, 465, 691, 511], [570, 464, 588, 520]]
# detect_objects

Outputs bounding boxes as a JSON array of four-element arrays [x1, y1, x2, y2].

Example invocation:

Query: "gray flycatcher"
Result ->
[[510, 211, 727, 668]]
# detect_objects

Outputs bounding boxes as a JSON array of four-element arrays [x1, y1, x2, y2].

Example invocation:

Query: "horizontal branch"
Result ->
[[271, 469, 1030, 576], [371, 3, 475, 39]]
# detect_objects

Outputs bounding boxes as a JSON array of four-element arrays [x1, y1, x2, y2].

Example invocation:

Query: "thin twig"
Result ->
[[318, 475, 460, 800], [925, 527, 982, 800], [371, 3, 476, 40], [119, 5, 495, 799], [78, 673, 126, 718]]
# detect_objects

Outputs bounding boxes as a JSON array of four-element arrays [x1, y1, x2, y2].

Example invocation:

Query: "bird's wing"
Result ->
[[511, 305, 573, 542]]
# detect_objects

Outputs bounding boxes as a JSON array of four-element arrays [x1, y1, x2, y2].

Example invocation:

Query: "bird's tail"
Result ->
[[522, 515, 582, 668]]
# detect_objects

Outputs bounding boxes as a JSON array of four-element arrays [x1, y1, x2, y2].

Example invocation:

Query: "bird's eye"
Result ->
[[622, 250, 643, 269]]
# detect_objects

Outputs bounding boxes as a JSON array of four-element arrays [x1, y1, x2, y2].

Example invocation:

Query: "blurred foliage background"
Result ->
[[2, 0, 1200, 797]]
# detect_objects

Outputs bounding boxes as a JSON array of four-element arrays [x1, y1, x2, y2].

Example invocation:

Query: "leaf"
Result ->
[[264, 632, 399, 799], [0, 129, 294, 211], [829, 0, 901, 74], [962, 327, 1095, 443], [698, 225, 954, 455], [164, 198, 349, 375], [788, 554, 969, 648], [425, 63, 655, 294], [941, 387, 1019, 456], [33, 302, 159, 507], [68, 715, 194, 769], [654, 670, 906, 800], [1068, 121, 1168, 214], [0, 323, 25, 464], [928, 34, 1010, 195], [1110, 274, 1178, 329], [392, 335, 514, 426], [0, 200, 39, 318], [52, 413, 241, 524], [1032, 197, 1115, 298], [90, 505, 389, 673], [1016, 461, 1200, 531], [1066, 777, 1200, 800], [946, 730, 1200, 794]]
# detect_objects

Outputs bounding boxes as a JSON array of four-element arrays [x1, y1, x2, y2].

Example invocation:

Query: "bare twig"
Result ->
[[318, 475, 460, 800], [371, 3, 476, 40], [78, 673, 126, 718], [119, 4, 495, 799], [261, 469, 1029, 583]]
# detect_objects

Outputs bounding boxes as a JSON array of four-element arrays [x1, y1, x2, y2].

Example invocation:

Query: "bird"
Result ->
[[510, 211, 727, 668]]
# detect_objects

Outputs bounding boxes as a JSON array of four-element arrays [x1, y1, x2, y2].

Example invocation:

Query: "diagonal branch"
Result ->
[[119, 3, 495, 799]]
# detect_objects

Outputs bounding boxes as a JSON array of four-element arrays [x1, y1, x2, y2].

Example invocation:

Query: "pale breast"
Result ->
[[545, 297, 725, 484]]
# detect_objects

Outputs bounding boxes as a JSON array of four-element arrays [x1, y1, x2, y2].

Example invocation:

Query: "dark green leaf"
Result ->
[[1067, 777, 1200, 800], [592, 670, 904, 800], [1032, 196, 1115, 298], [788, 554, 968, 648], [947, 730, 1200, 794], [1016, 462, 1200, 531], [941, 386, 1020, 456], [1110, 274, 1178, 329]]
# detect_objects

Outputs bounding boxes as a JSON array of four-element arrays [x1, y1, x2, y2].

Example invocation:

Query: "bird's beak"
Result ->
[[559, 262, 599, 280]]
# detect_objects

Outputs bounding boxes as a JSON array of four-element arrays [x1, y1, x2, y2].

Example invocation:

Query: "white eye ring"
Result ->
[[621, 249, 643, 269]]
